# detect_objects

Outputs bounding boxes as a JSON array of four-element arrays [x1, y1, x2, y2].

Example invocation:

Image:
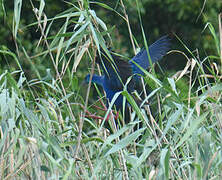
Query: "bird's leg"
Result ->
[[98, 98, 107, 110], [114, 111, 119, 120], [93, 98, 119, 121], [81, 98, 119, 122], [85, 114, 103, 120], [84, 110, 104, 120], [78, 103, 104, 120]]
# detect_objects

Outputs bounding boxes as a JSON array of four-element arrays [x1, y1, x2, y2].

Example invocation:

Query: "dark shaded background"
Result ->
[[0, 0, 221, 84]]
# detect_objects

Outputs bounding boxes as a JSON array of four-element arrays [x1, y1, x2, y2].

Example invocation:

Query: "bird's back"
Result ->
[[96, 51, 135, 92]]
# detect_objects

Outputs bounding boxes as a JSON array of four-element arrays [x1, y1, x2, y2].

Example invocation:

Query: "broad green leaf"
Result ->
[[175, 112, 209, 150], [105, 127, 146, 157]]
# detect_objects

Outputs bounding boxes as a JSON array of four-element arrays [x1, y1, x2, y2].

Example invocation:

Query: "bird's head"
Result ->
[[84, 74, 104, 87]]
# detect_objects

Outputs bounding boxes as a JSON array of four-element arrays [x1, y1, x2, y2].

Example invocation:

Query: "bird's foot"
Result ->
[[94, 98, 119, 121], [82, 99, 119, 121]]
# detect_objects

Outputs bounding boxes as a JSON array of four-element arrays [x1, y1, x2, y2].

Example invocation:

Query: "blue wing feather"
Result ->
[[129, 35, 171, 77]]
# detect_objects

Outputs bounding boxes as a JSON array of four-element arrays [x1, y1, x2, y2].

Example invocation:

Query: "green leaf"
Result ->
[[105, 127, 146, 157], [122, 90, 146, 122], [13, 0, 22, 38], [160, 148, 170, 180], [175, 112, 209, 150]]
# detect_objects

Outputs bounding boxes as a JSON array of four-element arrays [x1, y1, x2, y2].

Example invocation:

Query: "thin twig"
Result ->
[[120, 0, 136, 54], [82, 144, 96, 180], [73, 48, 97, 160], [218, 13, 222, 72], [119, 150, 129, 180]]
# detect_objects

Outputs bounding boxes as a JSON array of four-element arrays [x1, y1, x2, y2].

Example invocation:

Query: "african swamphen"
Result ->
[[85, 35, 171, 113]]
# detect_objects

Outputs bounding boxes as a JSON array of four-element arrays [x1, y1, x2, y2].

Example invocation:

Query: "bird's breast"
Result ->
[[103, 85, 123, 110]]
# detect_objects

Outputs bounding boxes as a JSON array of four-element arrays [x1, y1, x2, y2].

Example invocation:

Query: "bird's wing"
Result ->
[[129, 35, 171, 76], [97, 51, 133, 91]]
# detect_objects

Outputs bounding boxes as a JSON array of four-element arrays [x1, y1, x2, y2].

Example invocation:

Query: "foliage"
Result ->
[[0, 0, 222, 179]]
